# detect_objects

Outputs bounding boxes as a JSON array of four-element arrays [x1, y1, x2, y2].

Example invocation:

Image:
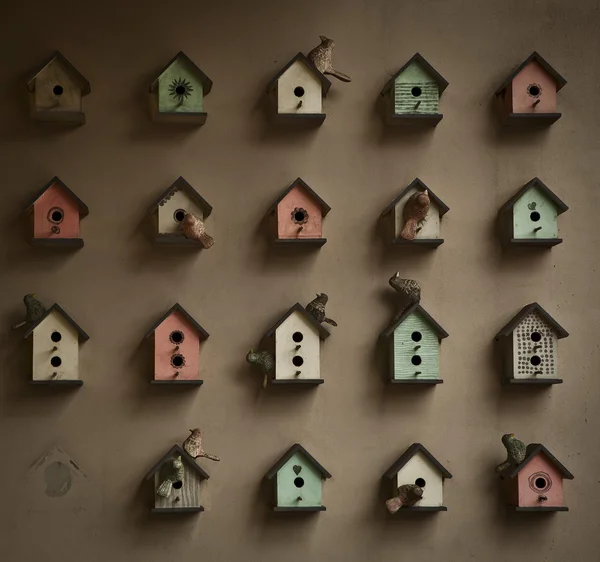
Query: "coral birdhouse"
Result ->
[[495, 52, 567, 125], [264, 444, 332, 511], [497, 178, 568, 248], [149, 52, 213, 124], [495, 303, 568, 385], [25, 177, 88, 248], [380, 53, 448, 126], [266, 178, 331, 246], [27, 51, 91, 124], [144, 304, 209, 385], [380, 179, 449, 247]]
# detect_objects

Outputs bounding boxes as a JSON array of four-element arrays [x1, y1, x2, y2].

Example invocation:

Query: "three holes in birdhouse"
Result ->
[[292, 332, 303, 343], [170, 330, 184, 345], [294, 477, 305, 488], [415, 478, 426, 487], [530, 211, 541, 222], [48, 207, 64, 224], [53, 85, 64, 97], [174, 209, 186, 223], [292, 356, 304, 367], [411, 355, 422, 366], [50, 356, 62, 367], [411, 86, 422, 97], [51, 331, 62, 343], [294, 86, 305, 98], [171, 354, 185, 368]]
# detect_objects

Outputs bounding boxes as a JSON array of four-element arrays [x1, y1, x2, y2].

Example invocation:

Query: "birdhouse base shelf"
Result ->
[[388, 238, 444, 247], [502, 113, 562, 126], [30, 238, 84, 248], [153, 111, 208, 125], [30, 379, 83, 386], [503, 378, 563, 385], [32, 110, 86, 125], [154, 234, 204, 247], [271, 378, 324, 385], [273, 238, 327, 247], [273, 506, 326, 512], [151, 380, 204, 386], [392, 506, 447, 512], [386, 113, 443, 127], [508, 238, 563, 248], [151, 507, 205, 514], [272, 113, 326, 125], [510, 506, 568, 512], [390, 378, 443, 385]]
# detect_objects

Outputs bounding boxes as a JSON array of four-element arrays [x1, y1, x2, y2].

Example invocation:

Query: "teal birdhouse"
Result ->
[[380, 303, 448, 384], [380, 53, 448, 126], [264, 444, 331, 511], [149, 52, 213, 124]]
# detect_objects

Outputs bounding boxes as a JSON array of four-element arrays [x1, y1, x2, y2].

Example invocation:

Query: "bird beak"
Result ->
[[394, 272, 399, 277], [319, 35, 327, 41], [423, 189, 428, 195]]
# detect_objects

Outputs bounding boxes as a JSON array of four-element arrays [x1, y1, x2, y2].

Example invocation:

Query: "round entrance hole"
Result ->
[[292, 356, 304, 367], [411, 355, 422, 366], [411, 86, 422, 97], [50, 356, 62, 367], [173, 480, 183, 489], [53, 85, 64, 96], [535, 477, 547, 489], [170, 330, 184, 344], [528, 84, 541, 97], [294, 211, 306, 222], [411, 331, 422, 342], [530, 355, 542, 366], [415, 478, 426, 487], [294, 477, 305, 488], [174, 209, 186, 222], [294, 86, 305, 97], [171, 354, 185, 368], [48, 208, 64, 224], [292, 332, 304, 343], [51, 331, 62, 343], [175, 85, 186, 96], [531, 332, 542, 342], [530, 211, 541, 222]]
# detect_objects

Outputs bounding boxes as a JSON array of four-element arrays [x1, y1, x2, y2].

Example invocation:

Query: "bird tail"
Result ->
[[327, 69, 351, 82], [199, 232, 215, 249], [157, 479, 173, 498], [12, 321, 26, 330], [495, 461, 511, 473], [324, 317, 338, 327], [400, 219, 418, 241], [262, 373, 268, 389], [385, 497, 403, 514], [198, 452, 220, 462]]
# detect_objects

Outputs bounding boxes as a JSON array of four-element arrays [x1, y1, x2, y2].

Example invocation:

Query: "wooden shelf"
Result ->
[[393, 506, 447, 512], [30, 238, 84, 248], [504, 378, 563, 386], [390, 378, 443, 385], [386, 113, 443, 126], [32, 110, 86, 124], [508, 238, 563, 248], [271, 379, 324, 385], [272, 113, 326, 125], [151, 506, 204, 513], [154, 234, 204, 247], [30, 379, 83, 387], [273, 506, 326, 512], [273, 238, 327, 247], [151, 380, 203, 386], [388, 238, 444, 247], [510, 506, 568, 512], [154, 111, 207, 125], [502, 113, 562, 126]]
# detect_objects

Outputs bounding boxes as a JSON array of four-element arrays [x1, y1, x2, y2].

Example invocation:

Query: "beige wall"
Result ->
[[0, 0, 599, 560]]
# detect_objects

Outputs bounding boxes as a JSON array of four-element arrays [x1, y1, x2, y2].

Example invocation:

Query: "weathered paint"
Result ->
[[276, 451, 323, 508], [33, 182, 81, 239], [511, 310, 558, 380], [153, 462, 203, 509], [395, 450, 444, 507], [392, 311, 439, 381], [510, 61, 558, 114], [512, 185, 559, 239], [158, 187, 206, 235], [276, 59, 322, 115], [393, 187, 441, 239], [515, 453, 564, 508], [274, 310, 320, 380], [276, 184, 323, 240], [394, 61, 440, 114], [33, 60, 82, 113], [157, 57, 204, 113]]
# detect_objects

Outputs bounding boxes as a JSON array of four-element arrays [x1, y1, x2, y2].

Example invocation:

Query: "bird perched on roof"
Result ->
[[389, 273, 421, 304], [307, 36, 351, 83], [156, 456, 184, 498], [12, 294, 47, 330], [496, 433, 527, 472], [183, 429, 220, 462], [400, 189, 430, 241], [385, 484, 424, 514], [246, 349, 274, 388], [306, 293, 337, 327], [181, 213, 214, 249]]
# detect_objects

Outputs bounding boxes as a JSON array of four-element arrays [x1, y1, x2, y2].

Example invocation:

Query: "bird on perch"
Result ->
[[156, 456, 185, 498], [183, 429, 220, 462], [495, 433, 527, 472], [246, 349, 274, 388], [385, 484, 424, 514], [307, 36, 351, 83], [306, 293, 337, 327], [389, 273, 421, 323], [12, 294, 47, 330], [181, 212, 214, 249], [400, 190, 430, 241]]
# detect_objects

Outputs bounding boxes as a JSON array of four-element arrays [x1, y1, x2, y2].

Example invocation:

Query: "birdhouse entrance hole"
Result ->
[[411, 355, 422, 366], [50, 356, 62, 367], [170, 330, 184, 344], [294, 86, 305, 97], [175, 85, 186, 96], [53, 85, 64, 96], [171, 354, 185, 368], [292, 332, 303, 343], [173, 480, 183, 489], [48, 208, 64, 224], [530, 211, 541, 222], [51, 331, 62, 343], [415, 478, 426, 487], [527, 84, 541, 98], [292, 207, 309, 224], [535, 477, 547, 489], [294, 477, 305, 488], [529, 472, 552, 492], [292, 356, 304, 367], [174, 209, 186, 222], [411, 331, 422, 342], [530, 355, 542, 366], [411, 86, 422, 97], [531, 332, 542, 342]]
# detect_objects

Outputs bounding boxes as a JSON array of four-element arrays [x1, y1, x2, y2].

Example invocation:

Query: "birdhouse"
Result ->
[[149, 52, 213, 124], [149, 177, 213, 246], [498, 443, 573, 511], [497, 178, 568, 248], [383, 443, 452, 512], [380, 53, 448, 126], [380, 303, 448, 384], [266, 178, 331, 246], [380, 179, 449, 247], [25, 177, 88, 248], [26, 52, 90, 124], [24, 303, 89, 386], [266, 53, 332, 124], [264, 444, 331, 511], [144, 444, 209, 513], [144, 303, 209, 385], [495, 303, 568, 385], [495, 52, 567, 125]]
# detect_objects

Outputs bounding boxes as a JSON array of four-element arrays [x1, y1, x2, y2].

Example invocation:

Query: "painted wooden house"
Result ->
[[266, 178, 331, 246], [266, 53, 332, 124], [383, 443, 452, 512], [497, 178, 568, 248], [264, 443, 332, 511], [495, 52, 567, 125], [149, 52, 213, 124], [149, 177, 213, 246], [24, 303, 89, 386], [380, 178, 449, 246], [495, 303, 568, 385], [26, 51, 91, 124], [380, 53, 448, 126], [25, 176, 88, 248], [498, 443, 573, 511], [144, 444, 209, 513], [144, 303, 209, 385]]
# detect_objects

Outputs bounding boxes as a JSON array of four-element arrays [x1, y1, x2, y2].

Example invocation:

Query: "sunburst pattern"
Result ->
[[168, 77, 194, 105]]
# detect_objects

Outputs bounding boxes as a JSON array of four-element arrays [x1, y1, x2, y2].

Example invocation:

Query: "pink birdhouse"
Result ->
[[144, 304, 209, 385]]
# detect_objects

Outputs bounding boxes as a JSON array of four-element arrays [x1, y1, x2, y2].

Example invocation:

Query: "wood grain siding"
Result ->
[[392, 312, 439, 381], [513, 185, 559, 239], [275, 451, 322, 508], [394, 62, 440, 114], [157, 57, 204, 113], [153, 465, 203, 510]]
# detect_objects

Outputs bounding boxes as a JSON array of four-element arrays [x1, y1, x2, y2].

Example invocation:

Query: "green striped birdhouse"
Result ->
[[380, 303, 448, 384]]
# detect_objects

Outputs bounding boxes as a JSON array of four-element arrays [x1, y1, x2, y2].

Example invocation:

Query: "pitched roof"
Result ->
[[144, 303, 209, 340], [149, 51, 213, 95], [499, 443, 574, 480], [380, 302, 449, 339], [497, 177, 568, 216], [262, 303, 330, 341], [380, 53, 449, 96], [144, 444, 210, 481], [25, 176, 89, 216], [264, 443, 332, 480], [266, 52, 332, 96], [495, 302, 569, 339], [24, 303, 89, 340], [380, 178, 450, 218], [495, 51, 567, 95], [27, 51, 91, 96], [266, 178, 331, 216], [383, 443, 453, 479], [148, 177, 212, 218]]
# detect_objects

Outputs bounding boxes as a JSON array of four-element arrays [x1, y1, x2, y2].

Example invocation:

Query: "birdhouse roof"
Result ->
[[25, 176, 89, 216], [264, 443, 332, 480], [144, 303, 210, 340], [144, 444, 210, 481], [498, 443, 574, 480], [497, 177, 568, 216], [149, 51, 213, 95], [380, 303, 449, 340], [266, 178, 331, 216], [380, 53, 449, 96], [495, 51, 567, 95], [149, 177, 213, 218], [266, 52, 332, 96], [383, 443, 453, 480], [380, 178, 450, 218], [26, 51, 91, 95], [24, 303, 90, 341], [262, 303, 331, 341], [495, 302, 569, 340]]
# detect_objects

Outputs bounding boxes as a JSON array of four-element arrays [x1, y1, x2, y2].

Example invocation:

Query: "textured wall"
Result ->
[[1, 0, 599, 560]]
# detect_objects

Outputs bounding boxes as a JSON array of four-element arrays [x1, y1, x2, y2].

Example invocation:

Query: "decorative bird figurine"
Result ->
[[307, 36, 351, 83], [306, 293, 337, 327], [246, 349, 274, 388], [400, 190, 430, 240], [181, 212, 214, 249], [156, 456, 184, 498], [12, 294, 47, 330], [389, 272, 421, 304], [495, 433, 527, 472], [385, 484, 424, 514], [183, 429, 220, 462]]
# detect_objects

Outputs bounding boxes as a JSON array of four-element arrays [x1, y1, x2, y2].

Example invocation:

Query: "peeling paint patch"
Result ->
[[44, 461, 72, 497]]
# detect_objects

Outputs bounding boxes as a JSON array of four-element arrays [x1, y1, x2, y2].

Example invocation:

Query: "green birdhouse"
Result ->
[[149, 52, 213, 124]]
